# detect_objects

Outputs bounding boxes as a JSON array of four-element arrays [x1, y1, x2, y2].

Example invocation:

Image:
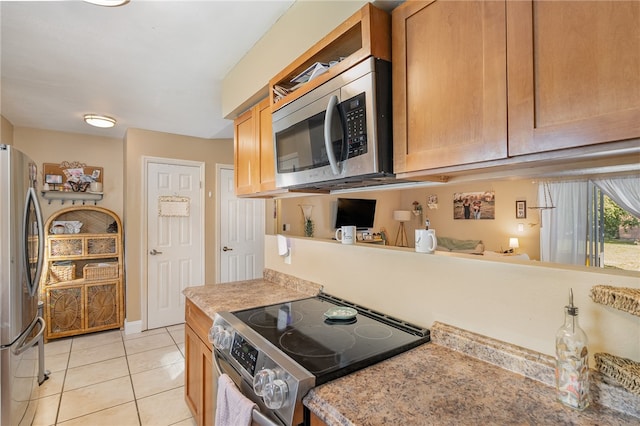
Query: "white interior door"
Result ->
[[147, 161, 204, 329], [219, 167, 265, 283]]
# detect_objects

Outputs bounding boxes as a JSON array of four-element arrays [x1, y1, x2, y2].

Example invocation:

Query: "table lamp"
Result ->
[[509, 237, 519, 254], [393, 210, 411, 247]]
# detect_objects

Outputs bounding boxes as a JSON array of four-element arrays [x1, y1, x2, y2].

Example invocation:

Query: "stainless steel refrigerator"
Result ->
[[0, 144, 48, 426]]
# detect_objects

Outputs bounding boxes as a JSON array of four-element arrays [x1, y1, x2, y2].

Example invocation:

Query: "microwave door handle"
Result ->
[[324, 95, 341, 175]]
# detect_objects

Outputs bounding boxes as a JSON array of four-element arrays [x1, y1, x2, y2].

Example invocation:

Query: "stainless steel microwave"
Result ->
[[272, 57, 393, 190]]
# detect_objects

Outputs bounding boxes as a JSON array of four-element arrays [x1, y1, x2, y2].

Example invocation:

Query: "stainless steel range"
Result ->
[[210, 293, 429, 426]]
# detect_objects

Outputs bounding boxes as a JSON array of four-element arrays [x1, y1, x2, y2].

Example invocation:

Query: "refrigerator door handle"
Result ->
[[23, 186, 45, 297], [12, 316, 45, 356]]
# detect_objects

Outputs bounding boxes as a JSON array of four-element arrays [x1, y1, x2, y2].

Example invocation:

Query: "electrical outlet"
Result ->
[[283, 224, 290, 231]]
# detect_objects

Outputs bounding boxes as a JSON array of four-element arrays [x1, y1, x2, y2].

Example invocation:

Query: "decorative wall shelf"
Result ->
[[41, 191, 103, 205], [590, 285, 640, 395], [590, 285, 640, 317]]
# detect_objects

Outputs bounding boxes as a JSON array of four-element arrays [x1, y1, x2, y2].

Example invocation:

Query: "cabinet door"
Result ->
[[185, 301, 215, 426], [202, 343, 214, 426], [257, 98, 276, 192], [393, 0, 507, 173], [85, 281, 120, 331], [46, 285, 84, 339], [185, 324, 203, 424], [507, 1, 640, 155], [234, 108, 259, 195]]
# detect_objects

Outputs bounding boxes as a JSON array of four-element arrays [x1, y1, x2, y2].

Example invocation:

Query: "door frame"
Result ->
[[215, 163, 233, 284], [141, 156, 205, 330]]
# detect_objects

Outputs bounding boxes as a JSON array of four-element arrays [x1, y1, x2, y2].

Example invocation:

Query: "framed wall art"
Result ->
[[516, 200, 527, 219], [453, 191, 495, 220]]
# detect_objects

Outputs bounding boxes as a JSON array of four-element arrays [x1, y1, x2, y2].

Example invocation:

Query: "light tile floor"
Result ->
[[31, 324, 195, 426]]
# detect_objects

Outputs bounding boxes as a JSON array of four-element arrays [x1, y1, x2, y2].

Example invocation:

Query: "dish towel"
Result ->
[[215, 373, 257, 426]]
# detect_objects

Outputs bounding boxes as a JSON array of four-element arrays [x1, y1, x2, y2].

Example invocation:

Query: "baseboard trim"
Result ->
[[124, 319, 142, 335]]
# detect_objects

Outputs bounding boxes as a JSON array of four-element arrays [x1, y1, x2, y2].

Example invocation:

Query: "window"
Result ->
[[540, 176, 640, 271]]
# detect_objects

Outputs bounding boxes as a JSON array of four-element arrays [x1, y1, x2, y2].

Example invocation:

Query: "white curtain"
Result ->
[[592, 175, 640, 218], [539, 181, 589, 265]]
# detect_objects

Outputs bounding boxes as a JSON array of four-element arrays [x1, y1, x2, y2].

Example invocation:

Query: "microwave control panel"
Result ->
[[343, 93, 367, 158]]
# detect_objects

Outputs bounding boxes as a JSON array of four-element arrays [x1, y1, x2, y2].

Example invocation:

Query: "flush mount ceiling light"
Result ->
[[83, 114, 116, 128], [83, 0, 130, 6]]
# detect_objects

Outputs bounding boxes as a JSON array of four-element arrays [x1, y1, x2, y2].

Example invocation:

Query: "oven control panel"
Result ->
[[230, 333, 258, 376], [212, 312, 316, 426]]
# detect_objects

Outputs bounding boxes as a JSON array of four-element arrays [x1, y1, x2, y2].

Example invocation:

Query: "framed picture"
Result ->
[[453, 191, 495, 220], [516, 200, 527, 219], [45, 174, 63, 184]]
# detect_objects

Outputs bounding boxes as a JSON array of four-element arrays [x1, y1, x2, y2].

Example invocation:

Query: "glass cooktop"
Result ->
[[232, 293, 430, 385]]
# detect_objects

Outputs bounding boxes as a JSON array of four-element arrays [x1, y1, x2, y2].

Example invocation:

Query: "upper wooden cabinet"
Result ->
[[234, 98, 275, 196], [257, 98, 276, 192], [270, 3, 390, 111], [393, 0, 640, 175], [392, 0, 508, 173], [507, 0, 640, 156], [235, 3, 390, 196]]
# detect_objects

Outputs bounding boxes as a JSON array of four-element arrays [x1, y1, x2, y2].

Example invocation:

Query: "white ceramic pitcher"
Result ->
[[415, 229, 437, 253]]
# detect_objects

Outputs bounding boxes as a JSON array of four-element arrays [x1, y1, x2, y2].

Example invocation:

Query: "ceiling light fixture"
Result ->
[[83, 114, 116, 128], [83, 0, 130, 7]]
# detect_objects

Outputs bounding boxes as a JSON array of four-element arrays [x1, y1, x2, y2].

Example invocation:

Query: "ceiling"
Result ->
[[0, 0, 295, 140]]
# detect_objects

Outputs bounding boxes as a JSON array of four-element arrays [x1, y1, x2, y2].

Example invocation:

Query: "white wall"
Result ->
[[13, 127, 124, 222], [265, 235, 640, 363]]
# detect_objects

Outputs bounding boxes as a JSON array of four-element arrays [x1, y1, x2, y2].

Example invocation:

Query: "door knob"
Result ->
[[150, 249, 163, 255], [222, 246, 233, 252]]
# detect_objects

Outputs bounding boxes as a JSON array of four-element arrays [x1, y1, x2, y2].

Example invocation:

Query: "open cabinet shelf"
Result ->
[[269, 2, 390, 110]]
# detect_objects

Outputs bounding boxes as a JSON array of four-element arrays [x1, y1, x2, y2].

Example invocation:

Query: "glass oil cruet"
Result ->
[[555, 288, 590, 410]]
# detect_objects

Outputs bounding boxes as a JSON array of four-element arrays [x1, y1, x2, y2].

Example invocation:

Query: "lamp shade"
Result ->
[[509, 237, 520, 249], [393, 210, 412, 222]]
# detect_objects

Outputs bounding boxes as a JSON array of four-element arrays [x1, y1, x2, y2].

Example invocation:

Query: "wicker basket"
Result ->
[[49, 263, 76, 283], [590, 285, 640, 317], [595, 352, 640, 395], [83, 262, 118, 281]]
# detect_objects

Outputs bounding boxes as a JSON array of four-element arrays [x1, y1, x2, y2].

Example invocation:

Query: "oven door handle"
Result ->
[[252, 409, 280, 426], [212, 350, 224, 377], [213, 352, 281, 426]]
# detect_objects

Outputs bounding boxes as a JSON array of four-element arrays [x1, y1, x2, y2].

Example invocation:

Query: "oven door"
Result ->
[[213, 349, 286, 426]]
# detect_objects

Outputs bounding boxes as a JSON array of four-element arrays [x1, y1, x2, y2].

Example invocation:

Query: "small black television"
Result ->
[[334, 198, 377, 230]]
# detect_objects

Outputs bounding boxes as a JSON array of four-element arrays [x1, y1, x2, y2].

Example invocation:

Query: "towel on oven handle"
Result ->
[[215, 373, 257, 426]]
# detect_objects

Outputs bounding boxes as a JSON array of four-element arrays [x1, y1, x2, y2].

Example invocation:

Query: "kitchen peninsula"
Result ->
[[184, 269, 639, 425]]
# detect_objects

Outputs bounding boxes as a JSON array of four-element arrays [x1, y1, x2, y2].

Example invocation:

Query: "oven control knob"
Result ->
[[264, 379, 289, 409], [210, 325, 232, 350], [253, 368, 276, 397]]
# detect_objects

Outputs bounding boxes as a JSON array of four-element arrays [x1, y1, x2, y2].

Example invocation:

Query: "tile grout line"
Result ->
[[122, 327, 144, 426], [46, 326, 190, 425], [52, 338, 73, 426]]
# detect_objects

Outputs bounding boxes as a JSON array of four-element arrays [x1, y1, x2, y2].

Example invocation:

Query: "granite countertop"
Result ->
[[182, 269, 322, 321], [183, 271, 638, 425], [305, 322, 640, 426]]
